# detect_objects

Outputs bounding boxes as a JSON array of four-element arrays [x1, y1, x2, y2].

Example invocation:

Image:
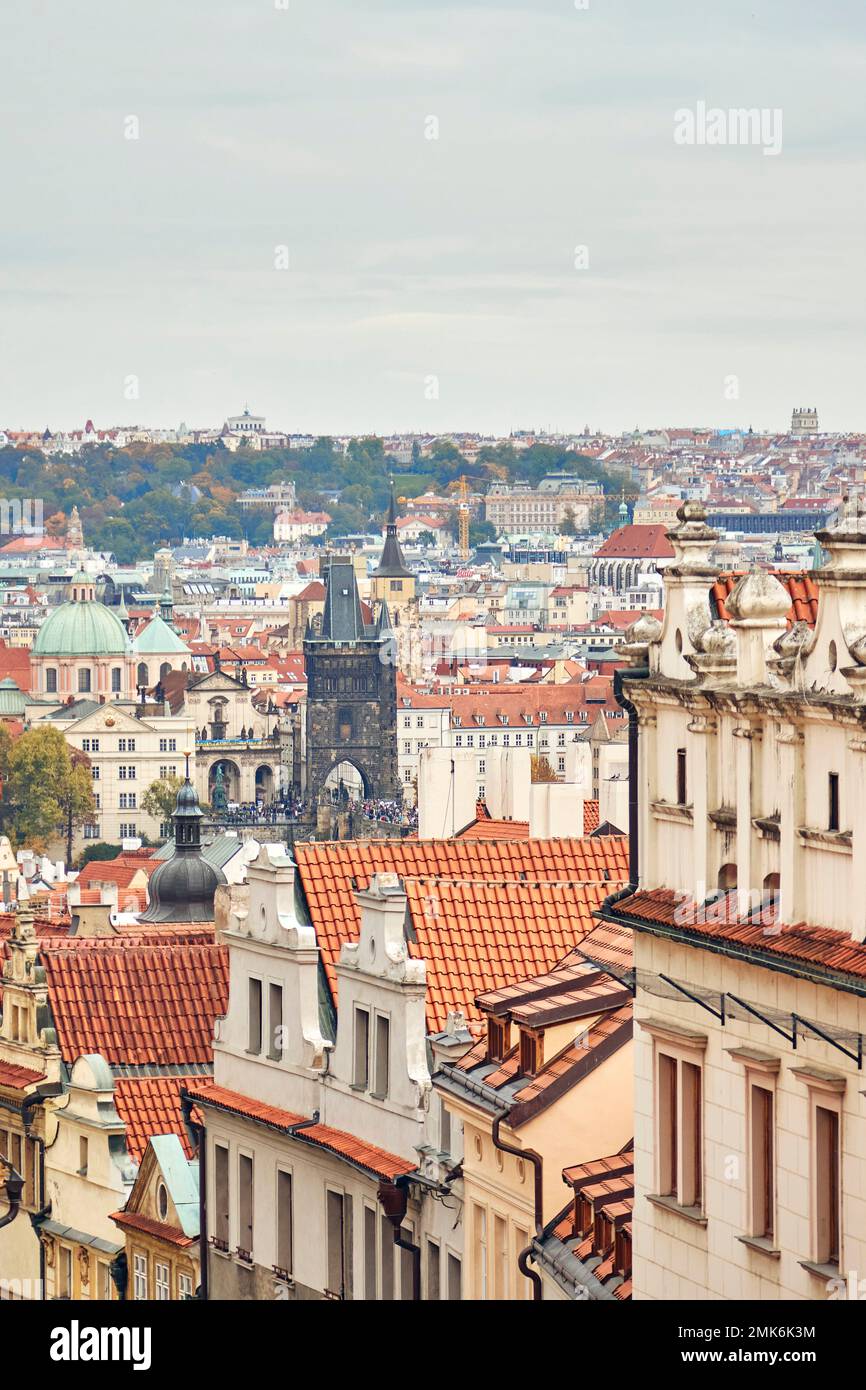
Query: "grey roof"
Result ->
[[155, 833, 244, 871], [45, 699, 102, 720], [319, 558, 370, 641]]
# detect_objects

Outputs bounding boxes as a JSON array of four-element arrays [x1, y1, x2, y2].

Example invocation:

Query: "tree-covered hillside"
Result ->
[[0, 436, 634, 561]]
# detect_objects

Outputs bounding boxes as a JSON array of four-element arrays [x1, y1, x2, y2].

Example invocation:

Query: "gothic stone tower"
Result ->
[[304, 556, 400, 801]]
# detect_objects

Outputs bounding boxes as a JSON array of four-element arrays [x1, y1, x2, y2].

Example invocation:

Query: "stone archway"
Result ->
[[323, 759, 370, 804], [208, 758, 241, 804], [255, 765, 275, 804]]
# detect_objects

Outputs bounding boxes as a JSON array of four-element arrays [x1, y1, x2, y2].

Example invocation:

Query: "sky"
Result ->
[[1, 0, 864, 436]]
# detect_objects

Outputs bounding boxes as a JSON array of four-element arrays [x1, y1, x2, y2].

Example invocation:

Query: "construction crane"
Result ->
[[457, 475, 470, 560]]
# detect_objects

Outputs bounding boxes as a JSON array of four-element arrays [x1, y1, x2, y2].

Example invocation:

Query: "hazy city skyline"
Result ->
[[3, 0, 864, 434]]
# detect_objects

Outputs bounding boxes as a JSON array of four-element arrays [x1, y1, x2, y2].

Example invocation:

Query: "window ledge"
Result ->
[[799, 1259, 840, 1281], [650, 801, 693, 825], [646, 1194, 707, 1226], [737, 1235, 780, 1259], [799, 827, 852, 854]]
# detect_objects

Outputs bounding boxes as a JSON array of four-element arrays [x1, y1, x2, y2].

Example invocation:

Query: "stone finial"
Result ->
[[726, 570, 791, 623]]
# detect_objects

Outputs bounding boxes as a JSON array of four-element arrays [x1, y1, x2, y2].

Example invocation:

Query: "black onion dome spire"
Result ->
[[140, 755, 224, 924]]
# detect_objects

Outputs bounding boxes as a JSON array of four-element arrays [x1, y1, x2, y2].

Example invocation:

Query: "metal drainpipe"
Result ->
[[22, 1083, 63, 1301], [0, 1167, 24, 1231], [603, 665, 650, 911], [377, 1178, 421, 1301], [492, 1114, 544, 1301]]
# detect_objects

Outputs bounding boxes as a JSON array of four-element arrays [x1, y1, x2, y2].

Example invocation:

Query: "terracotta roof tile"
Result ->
[[612, 888, 866, 983], [295, 836, 630, 1024], [40, 944, 228, 1065], [583, 800, 600, 835], [712, 570, 819, 628], [190, 1082, 416, 1181], [110, 1209, 196, 1247], [113, 1076, 208, 1162], [0, 1060, 46, 1090]]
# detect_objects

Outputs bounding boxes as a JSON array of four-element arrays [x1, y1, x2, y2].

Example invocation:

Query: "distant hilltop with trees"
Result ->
[[0, 436, 632, 562]]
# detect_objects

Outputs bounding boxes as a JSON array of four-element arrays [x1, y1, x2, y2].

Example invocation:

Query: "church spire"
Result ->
[[373, 479, 412, 579]]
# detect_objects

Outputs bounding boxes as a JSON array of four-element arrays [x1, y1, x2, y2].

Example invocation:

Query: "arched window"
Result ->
[[137, 662, 149, 688], [717, 863, 738, 891]]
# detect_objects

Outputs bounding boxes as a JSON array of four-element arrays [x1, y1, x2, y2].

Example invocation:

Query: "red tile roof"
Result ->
[[294, 837, 630, 1018], [455, 817, 530, 841], [0, 1059, 46, 1090], [583, 800, 600, 834], [711, 570, 819, 628], [610, 888, 866, 985], [110, 1209, 196, 1248], [40, 944, 228, 1065], [189, 1082, 416, 1181], [403, 878, 622, 1031], [594, 525, 675, 560], [113, 1076, 208, 1162]]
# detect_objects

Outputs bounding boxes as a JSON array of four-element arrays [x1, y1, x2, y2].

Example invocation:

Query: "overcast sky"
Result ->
[[1, 0, 864, 436]]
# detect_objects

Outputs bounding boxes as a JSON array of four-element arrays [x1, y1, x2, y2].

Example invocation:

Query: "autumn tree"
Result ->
[[141, 774, 184, 833], [4, 726, 95, 861], [530, 754, 559, 783]]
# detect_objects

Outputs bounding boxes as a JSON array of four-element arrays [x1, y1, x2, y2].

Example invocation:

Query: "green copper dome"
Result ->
[[0, 678, 26, 718], [33, 598, 132, 658]]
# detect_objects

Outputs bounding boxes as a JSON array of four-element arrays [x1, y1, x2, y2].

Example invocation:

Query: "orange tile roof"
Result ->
[[113, 1075, 208, 1162], [0, 1059, 46, 1090], [609, 888, 866, 985], [594, 524, 675, 560], [403, 878, 621, 1031], [110, 1209, 196, 1248], [711, 570, 819, 628], [583, 800, 600, 834], [455, 817, 530, 841], [40, 944, 228, 1065], [190, 1082, 416, 1181]]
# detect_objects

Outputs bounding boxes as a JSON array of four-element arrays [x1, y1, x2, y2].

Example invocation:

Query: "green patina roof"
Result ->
[[132, 613, 191, 656], [0, 677, 26, 717], [33, 599, 131, 658]]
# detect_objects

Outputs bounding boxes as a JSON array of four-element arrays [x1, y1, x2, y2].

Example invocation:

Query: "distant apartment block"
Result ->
[[484, 475, 604, 533], [237, 480, 298, 513]]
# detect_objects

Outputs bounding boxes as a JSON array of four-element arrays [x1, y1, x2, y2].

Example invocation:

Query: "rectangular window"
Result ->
[[658, 1052, 678, 1198], [676, 747, 687, 805], [46, 669, 57, 693], [155, 1261, 170, 1300], [238, 1154, 254, 1260], [268, 983, 283, 1061], [373, 1015, 390, 1098], [327, 1191, 348, 1299], [493, 1214, 508, 1299], [364, 1206, 378, 1299], [111, 668, 121, 692], [276, 1170, 293, 1277], [119, 823, 136, 839], [815, 1105, 840, 1266], [178, 1272, 193, 1300], [214, 1144, 229, 1250], [99, 1261, 113, 1301], [828, 772, 840, 832], [440, 1097, 452, 1155], [749, 1082, 774, 1241], [59, 1245, 73, 1297], [353, 1007, 370, 1089], [133, 1252, 147, 1300], [78, 668, 91, 693], [380, 1213, 394, 1300], [79, 1136, 89, 1176], [426, 1240, 441, 1300], [474, 1204, 488, 1300], [656, 1048, 703, 1210], [248, 978, 262, 1054]]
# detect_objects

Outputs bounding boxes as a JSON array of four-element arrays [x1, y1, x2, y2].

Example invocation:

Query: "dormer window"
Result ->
[[539, 711, 547, 723], [565, 710, 574, 723], [487, 1016, 509, 1062], [518, 1027, 543, 1077]]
